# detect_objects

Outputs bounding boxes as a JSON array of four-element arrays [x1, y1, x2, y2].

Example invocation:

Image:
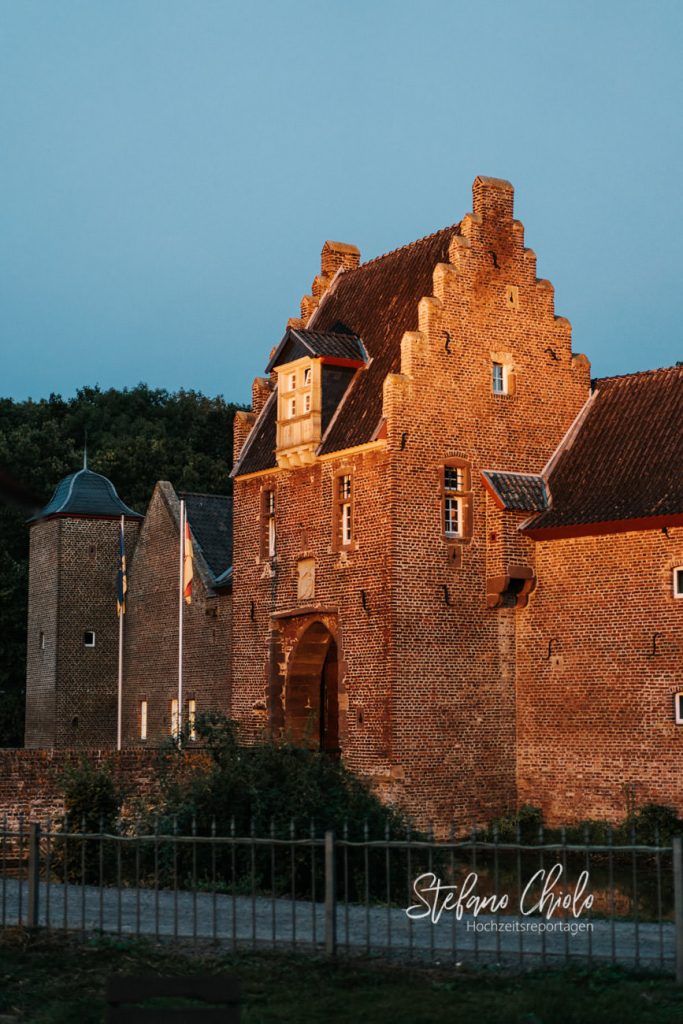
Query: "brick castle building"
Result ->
[[24, 177, 683, 828]]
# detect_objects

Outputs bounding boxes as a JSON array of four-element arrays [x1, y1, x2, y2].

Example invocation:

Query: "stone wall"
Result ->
[[0, 748, 171, 828]]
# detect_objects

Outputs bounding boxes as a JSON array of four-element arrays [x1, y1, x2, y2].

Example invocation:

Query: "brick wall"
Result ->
[[0, 748, 166, 828], [380, 177, 590, 829], [231, 177, 593, 831], [517, 527, 683, 825], [122, 483, 231, 747], [232, 447, 393, 777]]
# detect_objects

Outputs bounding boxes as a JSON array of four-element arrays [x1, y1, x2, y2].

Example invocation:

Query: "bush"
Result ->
[[53, 757, 127, 882], [135, 713, 419, 902]]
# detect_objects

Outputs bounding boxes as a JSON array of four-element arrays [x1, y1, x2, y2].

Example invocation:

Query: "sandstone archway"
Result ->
[[284, 622, 339, 754]]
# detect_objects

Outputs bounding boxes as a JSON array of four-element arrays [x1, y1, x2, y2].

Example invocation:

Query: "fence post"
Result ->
[[27, 822, 41, 928], [324, 830, 336, 957], [674, 835, 683, 984]]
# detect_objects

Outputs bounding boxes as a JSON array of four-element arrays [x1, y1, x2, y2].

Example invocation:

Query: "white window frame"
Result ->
[[492, 361, 507, 394], [444, 495, 463, 538], [288, 371, 297, 391], [303, 367, 312, 385], [673, 567, 683, 599], [267, 491, 276, 557], [83, 631, 96, 648], [170, 698, 179, 738], [288, 396, 296, 418], [188, 699, 196, 741], [337, 474, 353, 547], [675, 692, 683, 725], [303, 392, 312, 414], [140, 700, 148, 740]]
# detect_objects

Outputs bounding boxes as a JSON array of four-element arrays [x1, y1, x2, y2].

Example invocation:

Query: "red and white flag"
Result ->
[[183, 519, 193, 604]]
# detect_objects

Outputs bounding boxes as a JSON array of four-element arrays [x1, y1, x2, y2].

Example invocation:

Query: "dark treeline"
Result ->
[[0, 384, 245, 746]]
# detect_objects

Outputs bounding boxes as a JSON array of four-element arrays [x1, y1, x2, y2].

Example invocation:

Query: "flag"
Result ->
[[117, 520, 127, 617], [183, 519, 193, 604]]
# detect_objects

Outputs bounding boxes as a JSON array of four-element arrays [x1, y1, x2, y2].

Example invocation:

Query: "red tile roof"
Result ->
[[234, 225, 459, 476], [526, 365, 683, 536]]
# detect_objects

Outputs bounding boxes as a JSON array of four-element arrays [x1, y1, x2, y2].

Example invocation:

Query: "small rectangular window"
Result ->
[[303, 367, 312, 385], [442, 461, 472, 544], [675, 693, 683, 725], [674, 567, 683, 598], [444, 467, 463, 492], [39, 631, 45, 651], [83, 631, 96, 648], [188, 699, 196, 741], [288, 397, 296, 418], [303, 392, 311, 414], [288, 372, 297, 391], [444, 495, 463, 537], [334, 474, 354, 549], [140, 700, 148, 740], [260, 490, 276, 559], [170, 698, 179, 738], [492, 362, 505, 394]]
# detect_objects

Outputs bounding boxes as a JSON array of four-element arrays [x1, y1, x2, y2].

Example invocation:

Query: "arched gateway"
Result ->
[[284, 622, 339, 754]]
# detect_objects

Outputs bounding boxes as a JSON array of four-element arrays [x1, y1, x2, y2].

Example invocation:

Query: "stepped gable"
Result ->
[[234, 224, 459, 475], [28, 467, 142, 522], [179, 491, 233, 583], [526, 365, 683, 536]]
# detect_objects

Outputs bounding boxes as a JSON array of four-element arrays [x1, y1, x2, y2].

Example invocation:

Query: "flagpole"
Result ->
[[178, 498, 184, 747], [117, 515, 124, 752]]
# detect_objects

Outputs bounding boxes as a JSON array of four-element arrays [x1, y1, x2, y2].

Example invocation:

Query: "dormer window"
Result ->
[[275, 356, 321, 467], [267, 328, 367, 469]]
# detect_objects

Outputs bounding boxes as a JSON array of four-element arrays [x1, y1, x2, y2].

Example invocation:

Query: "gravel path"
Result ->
[[0, 878, 674, 968]]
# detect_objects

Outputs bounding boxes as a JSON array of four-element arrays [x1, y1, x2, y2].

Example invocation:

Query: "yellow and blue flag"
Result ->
[[117, 519, 127, 617]]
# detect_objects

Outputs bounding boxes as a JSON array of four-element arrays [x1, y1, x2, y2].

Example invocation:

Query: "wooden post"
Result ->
[[324, 830, 336, 957], [674, 836, 683, 984], [27, 822, 41, 928]]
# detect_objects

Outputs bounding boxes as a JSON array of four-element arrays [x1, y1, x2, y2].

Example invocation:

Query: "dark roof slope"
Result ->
[[482, 471, 548, 511], [29, 468, 142, 523], [315, 226, 458, 454], [266, 329, 367, 371], [235, 224, 459, 475], [180, 492, 233, 581], [527, 365, 683, 534]]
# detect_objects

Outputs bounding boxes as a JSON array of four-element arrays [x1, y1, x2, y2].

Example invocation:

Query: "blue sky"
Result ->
[[1, 0, 681, 405]]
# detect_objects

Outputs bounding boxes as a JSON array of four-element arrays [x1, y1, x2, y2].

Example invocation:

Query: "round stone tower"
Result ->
[[24, 462, 142, 749]]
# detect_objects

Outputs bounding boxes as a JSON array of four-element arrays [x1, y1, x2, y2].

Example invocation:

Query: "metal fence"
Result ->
[[2, 816, 682, 977]]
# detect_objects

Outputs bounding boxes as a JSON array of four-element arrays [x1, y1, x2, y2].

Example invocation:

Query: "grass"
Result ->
[[0, 930, 682, 1023]]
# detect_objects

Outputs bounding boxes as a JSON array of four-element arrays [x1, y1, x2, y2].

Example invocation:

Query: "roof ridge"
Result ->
[[594, 364, 683, 386], [355, 222, 460, 271], [180, 491, 232, 500]]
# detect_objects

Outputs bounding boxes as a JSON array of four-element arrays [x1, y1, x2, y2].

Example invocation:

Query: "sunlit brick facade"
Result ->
[[24, 177, 683, 830]]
